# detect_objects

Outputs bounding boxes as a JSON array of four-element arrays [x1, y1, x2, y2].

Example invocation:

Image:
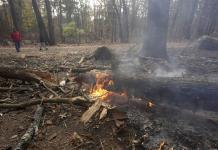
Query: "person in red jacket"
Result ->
[[11, 29, 21, 52]]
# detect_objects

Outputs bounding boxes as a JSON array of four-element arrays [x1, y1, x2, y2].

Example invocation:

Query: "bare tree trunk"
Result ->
[[112, 0, 123, 42], [130, 0, 137, 38], [7, 0, 20, 31], [170, 0, 198, 40], [58, 0, 64, 42], [122, 0, 129, 42], [32, 0, 49, 44], [141, 0, 170, 59], [45, 0, 56, 45], [193, 0, 218, 38]]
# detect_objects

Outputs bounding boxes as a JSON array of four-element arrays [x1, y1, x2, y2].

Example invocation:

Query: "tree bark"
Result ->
[[141, 0, 170, 59], [45, 0, 56, 45], [32, 0, 49, 44]]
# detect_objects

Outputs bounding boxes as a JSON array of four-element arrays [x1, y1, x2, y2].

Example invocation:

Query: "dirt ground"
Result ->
[[0, 43, 218, 150]]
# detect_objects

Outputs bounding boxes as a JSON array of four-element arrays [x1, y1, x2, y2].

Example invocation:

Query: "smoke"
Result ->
[[115, 45, 187, 79], [154, 67, 186, 78]]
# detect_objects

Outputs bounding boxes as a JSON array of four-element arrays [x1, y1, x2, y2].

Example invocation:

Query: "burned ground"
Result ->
[[0, 43, 218, 150]]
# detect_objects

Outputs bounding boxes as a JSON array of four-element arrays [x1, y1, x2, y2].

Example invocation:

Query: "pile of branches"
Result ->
[[0, 65, 112, 150]]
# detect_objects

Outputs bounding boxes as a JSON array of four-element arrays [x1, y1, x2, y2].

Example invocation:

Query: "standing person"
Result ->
[[39, 34, 48, 51], [11, 29, 21, 52]]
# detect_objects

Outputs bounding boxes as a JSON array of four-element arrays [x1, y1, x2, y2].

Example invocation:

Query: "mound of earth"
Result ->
[[93, 46, 114, 61]]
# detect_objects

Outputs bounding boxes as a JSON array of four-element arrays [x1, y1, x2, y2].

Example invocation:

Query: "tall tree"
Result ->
[[170, 0, 198, 40], [58, 0, 64, 42], [45, 0, 55, 45], [32, 0, 49, 44], [7, 0, 20, 30], [112, 0, 123, 42], [121, 0, 129, 42], [193, 0, 218, 38], [141, 0, 170, 59]]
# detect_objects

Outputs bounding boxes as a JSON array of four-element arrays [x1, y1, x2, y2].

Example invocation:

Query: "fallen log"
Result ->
[[0, 96, 87, 109], [15, 105, 44, 150], [113, 74, 218, 112], [0, 67, 57, 87]]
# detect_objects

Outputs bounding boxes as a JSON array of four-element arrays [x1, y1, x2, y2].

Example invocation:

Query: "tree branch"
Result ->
[[0, 97, 88, 109], [15, 105, 44, 150]]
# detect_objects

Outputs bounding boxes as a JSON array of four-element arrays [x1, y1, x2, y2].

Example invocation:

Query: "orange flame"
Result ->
[[90, 72, 113, 100], [147, 101, 155, 108], [90, 72, 127, 104]]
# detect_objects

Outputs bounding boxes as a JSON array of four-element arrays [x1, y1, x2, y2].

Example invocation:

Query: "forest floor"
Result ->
[[0, 43, 218, 150]]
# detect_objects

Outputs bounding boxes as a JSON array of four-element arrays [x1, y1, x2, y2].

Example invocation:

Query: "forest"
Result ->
[[0, 0, 218, 150], [0, 0, 217, 45]]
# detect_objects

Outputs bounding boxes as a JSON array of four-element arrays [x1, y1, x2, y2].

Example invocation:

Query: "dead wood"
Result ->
[[113, 74, 218, 112], [71, 66, 111, 73], [15, 105, 44, 150], [0, 87, 30, 92], [0, 96, 87, 109], [80, 100, 102, 123], [0, 67, 57, 87], [41, 82, 59, 97]]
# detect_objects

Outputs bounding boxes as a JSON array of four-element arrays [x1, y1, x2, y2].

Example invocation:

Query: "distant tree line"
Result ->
[[0, 0, 218, 45]]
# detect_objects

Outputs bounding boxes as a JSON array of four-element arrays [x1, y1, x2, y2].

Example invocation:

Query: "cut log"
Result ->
[[80, 100, 102, 124], [0, 67, 57, 87], [0, 96, 87, 109], [15, 105, 44, 150]]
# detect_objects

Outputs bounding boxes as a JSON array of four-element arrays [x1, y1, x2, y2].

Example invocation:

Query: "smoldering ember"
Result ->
[[1, 0, 218, 150]]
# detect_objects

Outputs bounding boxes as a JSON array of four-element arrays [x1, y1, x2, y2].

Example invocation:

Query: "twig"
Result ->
[[0, 96, 88, 109], [0, 98, 13, 104], [42, 82, 59, 97], [58, 86, 67, 94], [15, 105, 44, 150], [100, 139, 105, 150]]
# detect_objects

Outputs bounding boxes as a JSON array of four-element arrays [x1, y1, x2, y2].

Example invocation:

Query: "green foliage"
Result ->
[[0, 9, 12, 36], [63, 21, 85, 37], [22, 0, 37, 32]]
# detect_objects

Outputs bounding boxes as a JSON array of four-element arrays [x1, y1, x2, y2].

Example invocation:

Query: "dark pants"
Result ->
[[14, 41, 20, 52]]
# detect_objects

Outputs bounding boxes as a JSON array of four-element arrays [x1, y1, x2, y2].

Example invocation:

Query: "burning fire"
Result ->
[[90, 72, 128, 105], [147, 101, 155, 108], [90, 72, 113, 100]]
